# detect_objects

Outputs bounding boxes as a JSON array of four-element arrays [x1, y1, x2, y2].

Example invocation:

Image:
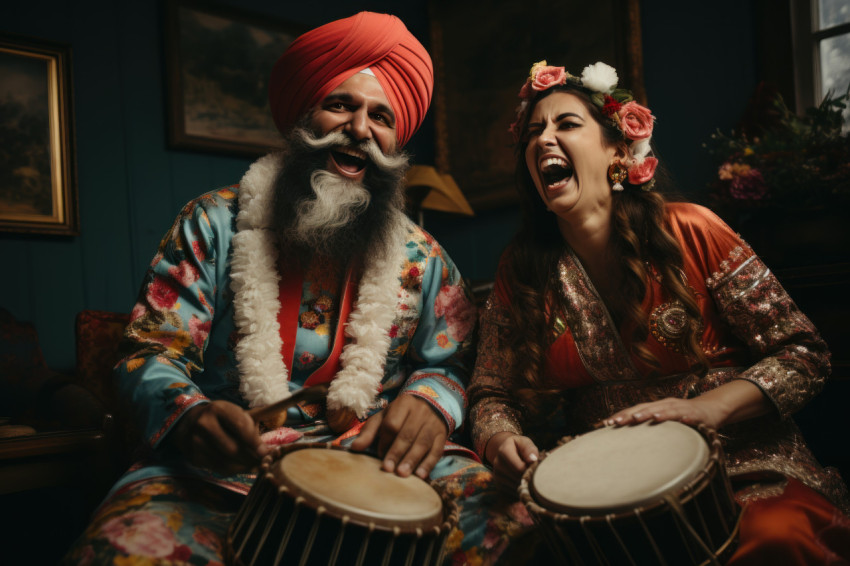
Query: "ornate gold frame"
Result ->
[[0, 34, 78, 235]]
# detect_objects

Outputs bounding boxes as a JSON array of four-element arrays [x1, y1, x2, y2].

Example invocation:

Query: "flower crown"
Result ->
[[509, 60, 658, 190]]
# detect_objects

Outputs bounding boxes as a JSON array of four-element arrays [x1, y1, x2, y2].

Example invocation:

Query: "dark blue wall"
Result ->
[[0, 0, 757, 371], [428, 2, 759, 284]]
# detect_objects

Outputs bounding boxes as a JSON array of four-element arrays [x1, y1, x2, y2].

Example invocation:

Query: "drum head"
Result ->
[[276, 447, 444, 530], [531, 421, 709, 516]]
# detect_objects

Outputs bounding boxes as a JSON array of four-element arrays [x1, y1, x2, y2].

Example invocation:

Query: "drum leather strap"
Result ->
[[663, 493, 724, 565], [277, 256, 359, 388]]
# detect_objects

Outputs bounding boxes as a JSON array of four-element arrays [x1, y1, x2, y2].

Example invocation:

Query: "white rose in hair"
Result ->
[[631, 138, 652, 161], [581, 62, 618, 93]]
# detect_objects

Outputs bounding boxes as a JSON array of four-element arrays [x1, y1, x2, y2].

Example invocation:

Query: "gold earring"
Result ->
[[608, 162, 627, 191]]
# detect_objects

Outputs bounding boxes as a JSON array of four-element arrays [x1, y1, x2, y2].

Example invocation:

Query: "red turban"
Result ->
[[268, 12, 433, 148]]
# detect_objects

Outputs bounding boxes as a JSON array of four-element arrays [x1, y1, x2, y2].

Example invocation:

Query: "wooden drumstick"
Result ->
[[247, 384, 328, 424]]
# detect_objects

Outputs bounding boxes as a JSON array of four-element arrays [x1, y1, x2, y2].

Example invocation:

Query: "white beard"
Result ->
[[274, 128, 409, 256], [231, 152, 416, 417], [288, 170, 372, 247]]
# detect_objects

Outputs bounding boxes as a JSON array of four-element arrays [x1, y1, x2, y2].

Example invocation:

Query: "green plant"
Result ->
[[705, 87, 850, 209]]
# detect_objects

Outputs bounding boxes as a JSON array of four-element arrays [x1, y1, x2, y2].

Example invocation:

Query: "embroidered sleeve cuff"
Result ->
[[734, 353, 827, 418], [710, 254, 830, 418], [116, 356, 210, 448], [470, 407, 523, 461], [402, 371, 467, 433], [149, 393, 209, 448]]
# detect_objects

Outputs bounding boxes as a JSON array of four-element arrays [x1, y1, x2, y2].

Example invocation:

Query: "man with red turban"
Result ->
[[269, 10, 433, 150], [64, 12, 483, 563]]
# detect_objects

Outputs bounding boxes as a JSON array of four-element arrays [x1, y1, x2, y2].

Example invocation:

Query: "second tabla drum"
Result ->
[[519, 421, 740, 566]]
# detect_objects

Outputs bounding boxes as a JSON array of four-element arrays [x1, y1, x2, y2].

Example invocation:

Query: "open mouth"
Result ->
[[540, 157, 574, 188], [330, 147, 368, 176]]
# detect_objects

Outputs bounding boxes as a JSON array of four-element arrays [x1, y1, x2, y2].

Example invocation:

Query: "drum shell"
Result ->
[[227, 443, 457, 566], [520, 424, 741, 566]]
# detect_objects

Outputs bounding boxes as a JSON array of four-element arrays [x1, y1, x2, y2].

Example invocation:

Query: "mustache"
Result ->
[[271, 124, 408, 260], [293, 128, 409, 176]]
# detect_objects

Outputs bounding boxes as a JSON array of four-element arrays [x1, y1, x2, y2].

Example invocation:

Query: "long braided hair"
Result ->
[[503, 83, 708, 399]]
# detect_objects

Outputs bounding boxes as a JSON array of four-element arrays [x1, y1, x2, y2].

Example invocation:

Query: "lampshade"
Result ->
[[404, 165, 474, 216]]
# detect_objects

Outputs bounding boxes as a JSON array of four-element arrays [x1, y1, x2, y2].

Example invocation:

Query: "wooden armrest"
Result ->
[[0, 428, 109, 460], [43, 381, 110, 430]]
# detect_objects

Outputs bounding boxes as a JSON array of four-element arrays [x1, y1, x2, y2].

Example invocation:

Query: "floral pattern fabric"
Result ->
[[64, 477, 242, 566], [114, 183, 476, 452], [292, 258, 344, 376], [63, 155, 490, 563], [64, 443, 491, 565]]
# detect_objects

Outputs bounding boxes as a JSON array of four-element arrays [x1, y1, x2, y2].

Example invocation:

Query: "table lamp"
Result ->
[[404, 165, 474, 226]]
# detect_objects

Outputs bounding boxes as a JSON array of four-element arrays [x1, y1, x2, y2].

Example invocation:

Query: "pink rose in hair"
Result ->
[[628, 157, 658, 184], [531, 66, 567, 91], [618, 101, 654, 140]]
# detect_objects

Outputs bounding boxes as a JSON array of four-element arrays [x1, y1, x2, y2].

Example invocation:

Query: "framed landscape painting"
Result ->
[[0, 34, 78, 235], [429, 0, 645, 209], [164, 0, 304, 157]]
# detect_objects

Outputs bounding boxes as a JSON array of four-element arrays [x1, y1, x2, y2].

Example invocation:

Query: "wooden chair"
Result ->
[[0, 308, 118, 563]]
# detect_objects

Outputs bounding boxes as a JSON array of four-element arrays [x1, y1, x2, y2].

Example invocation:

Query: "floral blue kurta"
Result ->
[[116, 185, 476, 454], [64, 163, 486, 564]]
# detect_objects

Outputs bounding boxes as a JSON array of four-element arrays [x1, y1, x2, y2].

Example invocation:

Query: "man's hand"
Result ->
[[171, 400, 269, 475], [350, 395, 448, 479], [485, 432, 539, 493]]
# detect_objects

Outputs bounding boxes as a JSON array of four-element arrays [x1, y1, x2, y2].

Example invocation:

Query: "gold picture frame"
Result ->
[[430, 0, 645, 209], [164, 0, 305, 157], [0, 34, 78, 235]]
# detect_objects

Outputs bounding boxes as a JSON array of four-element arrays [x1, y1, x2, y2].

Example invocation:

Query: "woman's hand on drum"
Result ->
[[485, 432, 539, 493], [351, 394, 448, 480], [171, 400, 270, 475], [603, 381, 772, 430], [602, 397, 728, 430]]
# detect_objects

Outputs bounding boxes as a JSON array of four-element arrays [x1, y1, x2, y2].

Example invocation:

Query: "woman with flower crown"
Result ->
[[448, 61, 850, 564]]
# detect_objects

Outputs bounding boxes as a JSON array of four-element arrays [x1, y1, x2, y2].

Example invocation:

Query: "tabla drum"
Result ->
[[519, 421, 741, 566], [226, 443, 457, 566]]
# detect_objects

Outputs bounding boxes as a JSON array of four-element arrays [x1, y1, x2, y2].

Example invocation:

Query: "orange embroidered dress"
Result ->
[[466, 202, 850, 564]]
